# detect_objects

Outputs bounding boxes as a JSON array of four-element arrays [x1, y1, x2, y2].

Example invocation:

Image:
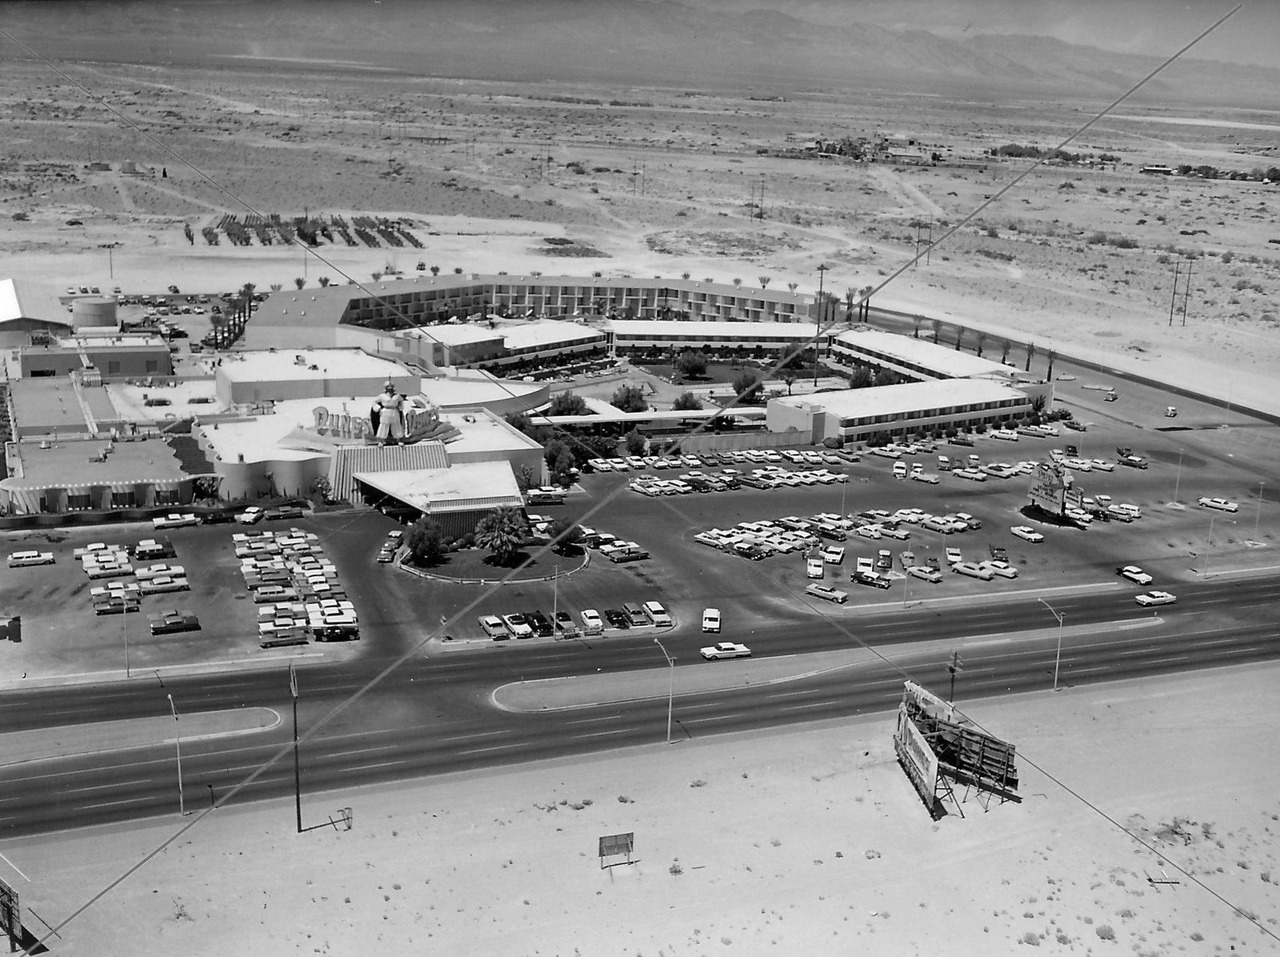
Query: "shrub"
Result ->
[[1095, 924, 1115, 940]]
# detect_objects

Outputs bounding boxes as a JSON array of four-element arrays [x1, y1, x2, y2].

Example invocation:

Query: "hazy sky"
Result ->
[[697, 0, 1277, 71]]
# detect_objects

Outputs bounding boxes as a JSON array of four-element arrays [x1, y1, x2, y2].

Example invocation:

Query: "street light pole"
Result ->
[[1206, 514, 1216, 577], [1037, 598, 1065, 692], [1171, 449, 1184, 507], [653, 638, 675, 745], [813, 264, 828, 388], [167, 694, 186, 816], [1255, 481, 1265, 538], [123, 602, 131, 678], [290, 663, 302, 834]]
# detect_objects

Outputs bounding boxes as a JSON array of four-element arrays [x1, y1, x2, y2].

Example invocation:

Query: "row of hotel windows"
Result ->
[[837, 398, 1027, 429], [840, 411, 1022, 439]]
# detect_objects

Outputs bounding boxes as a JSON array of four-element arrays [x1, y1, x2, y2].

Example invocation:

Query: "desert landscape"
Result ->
[[2, 1, 1279, 952]]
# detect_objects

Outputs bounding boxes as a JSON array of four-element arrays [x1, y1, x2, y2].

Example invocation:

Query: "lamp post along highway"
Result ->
[[167, 694, 186, 816], [123, 602, 131, 678], [1256, 482, 1265, 538], [1038, 598, 1065, 692], [1171, 449, 1184, 507], [290, 663, 302, 834], [653, 638, 675, 746], [813, 264, 828, 387]]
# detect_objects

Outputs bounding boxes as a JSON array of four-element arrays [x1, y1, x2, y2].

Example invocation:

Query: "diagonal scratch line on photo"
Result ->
[[8, 2, 1272, 951]]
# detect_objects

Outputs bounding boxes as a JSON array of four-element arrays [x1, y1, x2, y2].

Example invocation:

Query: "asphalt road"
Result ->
[[1, 575, 1276, 836]]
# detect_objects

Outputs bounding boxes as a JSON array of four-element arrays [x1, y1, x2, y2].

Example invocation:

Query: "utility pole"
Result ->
[[168, 694, 186, 816], [290, 663, 302, 833], [926, 218, 933, 265], [1181, 257, 1193, 326], [1255, 482, 1266, 538], [758, 175, 765, 220], [814, 264, 828, 388], [653, 639, 675, 745], [947, 651, 964, 702], [1168, 259, 1180, 327]]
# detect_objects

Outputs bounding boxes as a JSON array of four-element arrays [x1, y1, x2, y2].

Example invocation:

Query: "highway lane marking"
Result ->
[[82, 797, 152, 810], [779, 701, 838, 712], [345, 760, 408, 774], [327, 744, 399, 759], [2, 757, 172, 783], [66, 779, 152, 794], [1146, 656, 1190, 665], [573, 729, 629, 739], [456, 745, 510, 756]]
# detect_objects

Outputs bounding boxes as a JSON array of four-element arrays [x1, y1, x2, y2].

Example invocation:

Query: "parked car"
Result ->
[[852, 570, 891, 589], [235, 506, 265, 524], [701, 607, 722, 633], [139, 575, 190, 594], [1010, 525, 1044, 543], [580, 609, 604, 635], [603, 608, 631, 630], [149, 611, 201, 635], [944, 547, 963, 565], [8, 550, 54, 567], [700, 641, 751, 661], [643, 600, 673, 627], [1117, 565, 1153, 585], [1197, 497, 1239, 513], [1135, 590, 1177, 607], [501, 613, 533, 639], [805, 582, 848, 604], [524, 610, 555, 638], [820, 545, 845, 564], [806, 556, 825, 579], [980, 560, 1019, 579], [907, 565, 942, 583], [152, 512, 199, 529], [952, 561, 995, 581]]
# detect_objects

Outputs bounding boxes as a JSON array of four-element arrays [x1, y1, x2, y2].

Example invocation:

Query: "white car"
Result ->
[[806, 556, 825, 579], [138, 575, 190, 594], [135, 562, 186, 581], [1197, 497, 1239, 513], [991, 429, 1019, 441], [152, 512, 199, 529], [805, 583, 848, 604], [478, 614, 507, 639], [820, 545, 845, 564], [1135, 590, 1177, 607], [980, 560, 1019, 579], [1011, 526, 1044, 543], [944, 547, 963, 565], [1090, 459, 1115, 472], [907, 565, 942, 583], [952, 561, 995, 581], [700, 641, 751, 660], [701, 608, 722, 633], [954, 468, 988, 482], [1117, 565, 1153, 585], [8, 550, 54, 567], [580, 609, 604, 635], [235, 506, 265, 524]]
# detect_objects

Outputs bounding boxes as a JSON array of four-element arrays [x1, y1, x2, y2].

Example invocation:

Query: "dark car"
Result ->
[[524, 610, 554, 638], [852, 571, 892, 589], [1064, 419, 1087, 432], [603, 608, 631, 630], [93, 597, 140, 616], [554, 610, 574, 633], [264, 506, 304, 521], [149, 611, 201, 635], [989, 545, 1009, 562]]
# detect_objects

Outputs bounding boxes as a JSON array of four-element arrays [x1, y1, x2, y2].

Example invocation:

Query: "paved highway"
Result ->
[[0, 575, 1276, 836]]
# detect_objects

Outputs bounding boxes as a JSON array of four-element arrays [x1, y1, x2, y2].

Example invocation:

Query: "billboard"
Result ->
[[1028, 463, 1067, 515], [895, 704, 939, 803]]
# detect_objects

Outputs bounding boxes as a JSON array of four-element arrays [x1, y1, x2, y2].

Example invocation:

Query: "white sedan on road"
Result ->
[[1197, 497, 1239, 513], [1010, 525, 1044, 543], [700, 641, 751, 660], [152, 512, 199, 529], [1117, 565, 1153, 585], [1135, 591, 1177, 607]]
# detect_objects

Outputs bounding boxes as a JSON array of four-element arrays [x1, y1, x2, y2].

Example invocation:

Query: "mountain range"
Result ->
[[8, 0, 1276, 107]]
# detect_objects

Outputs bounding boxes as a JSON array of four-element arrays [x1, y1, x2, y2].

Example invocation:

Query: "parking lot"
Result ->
[[2, 373, 1274, 682]]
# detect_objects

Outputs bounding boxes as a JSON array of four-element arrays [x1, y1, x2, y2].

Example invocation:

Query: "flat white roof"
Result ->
[[214, 348, 414, 383], [833, 328, 1014, 379], [405, 324, 502, 347], [499, 320, 604, 350], [609, 319, 815, 339], [420, 371, 545, 409], [352, 461, 522, 512], [774, 379, 1028, 420]]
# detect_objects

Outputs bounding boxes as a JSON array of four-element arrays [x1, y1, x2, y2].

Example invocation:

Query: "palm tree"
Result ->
[[931, 319, 942, 344], [783, 371, 797, 395], [844, 287, 856, 323], [430, 265, 440, 276], [1045, 349, 1055, 380], [209, 312, 227, 348], [954, 325, 965, 351], [975, 330, 987, 357], [912, 317, 922, 339], [318, 276, 331, 287], [294, 277, 305, 290], [681, 271, 691, 280], [787, 282, 798, 293], [1000, 339, 1011, 364], [733, 278, 743, 289], [474, 506, 529, 566], [758, 275, 771, 289], [1025, 341, 1037, 372]]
